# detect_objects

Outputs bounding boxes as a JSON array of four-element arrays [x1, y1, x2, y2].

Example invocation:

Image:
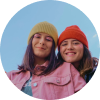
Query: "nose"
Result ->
[[67, 43, 73, 50], [39, 38, 45, 45]]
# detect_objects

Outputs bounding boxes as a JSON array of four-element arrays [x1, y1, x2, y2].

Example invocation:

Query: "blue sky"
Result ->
[[0, 0, 100, 72]]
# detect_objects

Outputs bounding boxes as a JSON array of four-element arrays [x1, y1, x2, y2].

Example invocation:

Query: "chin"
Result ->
[[34, 54, 45, 58], [66, 61, 73, 63], [37, 55, 46, 58], [64, 59, 75, 63]]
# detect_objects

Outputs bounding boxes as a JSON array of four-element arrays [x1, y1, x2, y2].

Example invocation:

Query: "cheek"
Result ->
[[79, 44, 83, 48], [32, 39, 39, 48], [60, 46, 64, 51], [60, 47, 65, 58], [47, 43, 52, 53], [32, 39, 37, 51], [32, 39, 35, 46], [60, 46, 65, 54], [60, 46, 63, 51], [77, 44, 84, 59], [32, 40, 34, 48], [79, 44, 84, 54], [76, 44, 84, 53]]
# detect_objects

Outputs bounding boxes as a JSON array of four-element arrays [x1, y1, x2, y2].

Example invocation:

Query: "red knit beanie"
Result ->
[[58, 25, 88, 50]]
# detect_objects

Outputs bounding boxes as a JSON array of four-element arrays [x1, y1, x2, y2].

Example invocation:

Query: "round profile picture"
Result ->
[[0, 0, 100, 100]]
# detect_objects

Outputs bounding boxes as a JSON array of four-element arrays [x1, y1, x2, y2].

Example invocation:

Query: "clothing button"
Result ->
[[33, 83, 37, 87], [37, 67, 40, 70], [56, 80, 60, 83]]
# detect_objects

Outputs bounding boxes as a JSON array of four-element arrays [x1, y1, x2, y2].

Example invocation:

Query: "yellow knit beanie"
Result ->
[[27, 21, 58, 48]]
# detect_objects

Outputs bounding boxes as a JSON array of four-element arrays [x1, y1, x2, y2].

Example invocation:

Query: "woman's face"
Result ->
[[60, 39, 84, 63], [32, 32, 53, 59]]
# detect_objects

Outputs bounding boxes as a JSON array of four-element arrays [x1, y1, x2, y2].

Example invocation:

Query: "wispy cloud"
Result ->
[[93, 34, 97, 38]]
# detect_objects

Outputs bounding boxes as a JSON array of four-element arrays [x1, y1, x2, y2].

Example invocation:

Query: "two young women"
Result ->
[[7, 21, 98, 99]]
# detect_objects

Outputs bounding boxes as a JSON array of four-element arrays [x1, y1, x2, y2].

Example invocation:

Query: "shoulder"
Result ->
[[6, 70, 25, 80], [56, 62, 78, 72], [57, 62, 71, 70], [85, 67, 97, 83], [89, 66, 97, 76], [52, 62, 77, 76], [93, 66, 98, 71], [7, 70, 20, 75]]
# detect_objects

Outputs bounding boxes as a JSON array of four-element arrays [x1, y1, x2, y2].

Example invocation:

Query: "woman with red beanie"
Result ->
[[57, 25, 99, 83]]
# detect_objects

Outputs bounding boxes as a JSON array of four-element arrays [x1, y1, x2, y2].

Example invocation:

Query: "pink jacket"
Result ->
[[7, 62, 86, 100]]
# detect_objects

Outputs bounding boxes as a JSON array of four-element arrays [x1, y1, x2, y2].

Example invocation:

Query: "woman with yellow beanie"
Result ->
[[6, 22, 86, 99], [57, 25, 99, 83]]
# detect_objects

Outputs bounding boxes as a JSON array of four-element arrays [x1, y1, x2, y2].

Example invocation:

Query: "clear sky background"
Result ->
[[0, 0, 100, 72]]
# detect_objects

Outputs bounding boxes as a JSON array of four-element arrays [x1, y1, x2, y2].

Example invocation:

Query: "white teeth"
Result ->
[[67, 53, 75, 55]]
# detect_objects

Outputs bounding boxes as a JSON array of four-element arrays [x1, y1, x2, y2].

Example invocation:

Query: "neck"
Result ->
[[72, 61, 80, 70], [34, 56, 46, 66]]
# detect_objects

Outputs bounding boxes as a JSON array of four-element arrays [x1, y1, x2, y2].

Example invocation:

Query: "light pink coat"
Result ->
[[7, 62, 86, 100]]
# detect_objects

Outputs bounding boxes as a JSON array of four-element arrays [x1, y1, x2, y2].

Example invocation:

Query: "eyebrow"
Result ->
[[35, 33, 41, 35]]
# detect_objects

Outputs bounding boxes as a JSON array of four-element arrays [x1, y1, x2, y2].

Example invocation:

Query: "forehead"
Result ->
[[62, 38, 79, 43], [35, 32, 51, 37]]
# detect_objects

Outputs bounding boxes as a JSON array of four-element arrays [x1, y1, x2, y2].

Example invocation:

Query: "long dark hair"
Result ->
[[56, 45, 99, 79], [18, 35, 57, 75]]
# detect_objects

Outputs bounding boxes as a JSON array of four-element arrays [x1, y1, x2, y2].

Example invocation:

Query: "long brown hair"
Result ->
[[18, 35, 57, 75], [56, 45, 99, 79]]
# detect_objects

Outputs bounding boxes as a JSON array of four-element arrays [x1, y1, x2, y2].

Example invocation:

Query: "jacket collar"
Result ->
[[35, 60, 49, 68], [33, 60, 49, 75]]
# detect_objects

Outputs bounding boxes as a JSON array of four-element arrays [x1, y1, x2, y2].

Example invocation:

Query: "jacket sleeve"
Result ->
[[70, 64, 86, 92]]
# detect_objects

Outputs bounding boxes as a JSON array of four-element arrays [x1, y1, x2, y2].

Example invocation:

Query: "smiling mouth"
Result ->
[[66, 52, 76, 56]]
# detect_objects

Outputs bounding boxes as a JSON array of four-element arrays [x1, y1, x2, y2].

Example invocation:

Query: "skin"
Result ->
[[60, 39, 84, 68], [32, 32, 53, 66]]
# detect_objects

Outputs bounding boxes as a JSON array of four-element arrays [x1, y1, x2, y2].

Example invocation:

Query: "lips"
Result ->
[[36, 47, 45, 50]]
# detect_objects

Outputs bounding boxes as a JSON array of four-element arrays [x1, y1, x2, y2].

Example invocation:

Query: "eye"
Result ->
[[34, 34, 41, 38], [61, 43, 67, 46], [46, 37, 53, 41], [46, 39, 51, 41], [73, 42, 79, 45]]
